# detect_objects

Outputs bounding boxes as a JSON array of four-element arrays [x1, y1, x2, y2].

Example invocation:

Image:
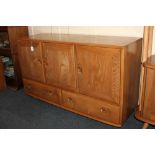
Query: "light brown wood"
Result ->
[[18, 40, 45, 83], [61, 90, 120, 124], [135, 108, 155, 126], [142, 123, 149, 129], [76, 45, 121, 104], [18, 33, 142, 127], [42, 42, 76, 91], [147, 27, 154, 58], [142, 68, 155, 121], [144, 55, 155, 69], [28, 33, 141, 47], [121, 40, 142, 124], [142, 27, 150, 62], [142, 26, 154, 62], [139, 26, 154, 111], [135, 27, 155, 128], [24, 79, 60, 105], [135, 55, 155, 128]]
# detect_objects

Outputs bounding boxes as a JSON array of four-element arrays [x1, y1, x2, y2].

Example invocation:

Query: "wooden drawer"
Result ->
[[23, 79, 60, 104], [61, 90, 88, 114], [88, 99, 120, 124], [61, 90, 120, 124]]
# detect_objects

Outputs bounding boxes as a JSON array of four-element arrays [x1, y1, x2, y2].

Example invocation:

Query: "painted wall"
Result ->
[[28, 26, 144, 37]]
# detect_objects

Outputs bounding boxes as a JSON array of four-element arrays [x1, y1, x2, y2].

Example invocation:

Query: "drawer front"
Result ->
[[88, 99, 120, 124], [61, 90, 120, 124], [61, 90, 88, 114], [24, 79, 60, 104]]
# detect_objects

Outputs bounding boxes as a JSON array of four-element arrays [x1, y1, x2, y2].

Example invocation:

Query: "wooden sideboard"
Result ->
[[135, 55, 155, 128], [18, 33, 142, 127]]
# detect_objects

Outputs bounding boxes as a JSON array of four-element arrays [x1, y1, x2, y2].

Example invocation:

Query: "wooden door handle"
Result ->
[[77, 64, 83, 73], [43, 60, 48, 66], [37, 59, 42, 65]]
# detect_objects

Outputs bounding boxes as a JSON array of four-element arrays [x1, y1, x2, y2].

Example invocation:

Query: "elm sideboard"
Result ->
[[18, 33, 142, 127]]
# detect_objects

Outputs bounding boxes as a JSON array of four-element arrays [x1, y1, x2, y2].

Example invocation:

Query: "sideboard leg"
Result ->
[[142, 122, 149, 129]]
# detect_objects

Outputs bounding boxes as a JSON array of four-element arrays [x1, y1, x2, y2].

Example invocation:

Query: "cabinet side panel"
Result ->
[[121, 39, 142, 124]]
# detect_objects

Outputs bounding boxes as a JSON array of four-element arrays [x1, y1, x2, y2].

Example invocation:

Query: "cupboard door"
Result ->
[[18, 40, 45, 83], [42, 43, 76, 90], [143, 68, 155, 121], [76, 45, 121, 104]]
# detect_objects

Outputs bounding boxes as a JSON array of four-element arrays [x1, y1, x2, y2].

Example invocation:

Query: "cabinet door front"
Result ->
[[18, 40, 45, 83], [42, 43, 76, 90], [143, 68, 155, 121], [76, 45, 121, 104]]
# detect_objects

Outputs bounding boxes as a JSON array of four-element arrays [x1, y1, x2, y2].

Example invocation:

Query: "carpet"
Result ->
[[0, 89, 154, 129]]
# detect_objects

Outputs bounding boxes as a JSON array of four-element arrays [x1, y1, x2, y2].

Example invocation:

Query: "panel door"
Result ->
[[143, 68, 155, 121], [42, 42, 76, 90], [76, 45, 121, 104], [18, 40, 45, 83]]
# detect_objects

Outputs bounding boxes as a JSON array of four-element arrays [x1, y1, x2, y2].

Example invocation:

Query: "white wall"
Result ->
[[28, 26, 144, 37]]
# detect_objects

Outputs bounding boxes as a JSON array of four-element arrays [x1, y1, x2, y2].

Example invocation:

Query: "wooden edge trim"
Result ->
[[138, 26, 154, 111]]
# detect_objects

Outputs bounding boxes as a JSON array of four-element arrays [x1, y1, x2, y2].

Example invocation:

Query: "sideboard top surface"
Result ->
[[25, 33, 141, 47]]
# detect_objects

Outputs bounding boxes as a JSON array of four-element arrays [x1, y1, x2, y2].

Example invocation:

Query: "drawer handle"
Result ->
[[37, 59, 42, 65], [67, 97, 74, 104], [100, 107, 110, 113]]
